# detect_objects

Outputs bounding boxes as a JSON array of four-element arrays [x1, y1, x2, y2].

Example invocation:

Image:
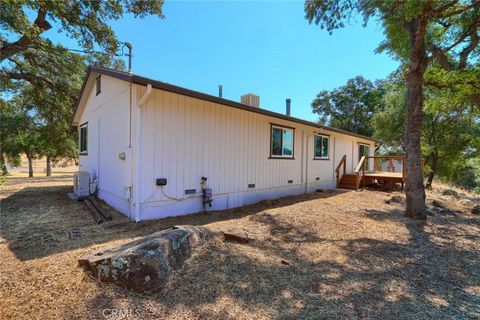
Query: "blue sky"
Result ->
[[47, 1, 399, 122]]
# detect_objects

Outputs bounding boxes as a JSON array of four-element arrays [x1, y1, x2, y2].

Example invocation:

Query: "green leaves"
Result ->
[[311, 76, 383, 136], [1, 1, 165, 172]]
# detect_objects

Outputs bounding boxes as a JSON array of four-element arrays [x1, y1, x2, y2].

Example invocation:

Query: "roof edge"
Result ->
[[74, 66, 377, 142]]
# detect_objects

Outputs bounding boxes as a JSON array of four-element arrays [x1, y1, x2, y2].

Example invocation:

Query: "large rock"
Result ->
[[78, 225, 213, 292]]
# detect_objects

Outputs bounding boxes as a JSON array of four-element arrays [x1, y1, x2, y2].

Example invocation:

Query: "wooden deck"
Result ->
[[335, 155, 424, 189], [336, 155, 423, 190], [365, 171, 402, 179], [363, 171, 404, 188]]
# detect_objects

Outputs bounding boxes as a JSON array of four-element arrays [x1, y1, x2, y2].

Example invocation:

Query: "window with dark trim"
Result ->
[[79, 123, 88, 154], [96, 75, 101, 95], [314, 134, 329, 159], [270, 124, 294, 158]]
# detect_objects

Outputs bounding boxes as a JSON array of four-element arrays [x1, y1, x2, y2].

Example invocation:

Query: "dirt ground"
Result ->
[[1, 176, 479, 320]]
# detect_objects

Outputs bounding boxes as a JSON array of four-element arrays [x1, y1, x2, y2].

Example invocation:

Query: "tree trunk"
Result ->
[[0, 153, 8, 175], [404, 17, 428, 220], [425, 151, 438, 189], [46, 156, 52, 177], [27, 154, 34, 178]]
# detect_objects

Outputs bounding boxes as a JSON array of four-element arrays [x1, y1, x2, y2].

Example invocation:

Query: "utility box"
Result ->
[[74, 171, 91, 198]]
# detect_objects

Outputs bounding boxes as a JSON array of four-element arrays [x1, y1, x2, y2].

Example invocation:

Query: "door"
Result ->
[[358, 144, 370, 171]]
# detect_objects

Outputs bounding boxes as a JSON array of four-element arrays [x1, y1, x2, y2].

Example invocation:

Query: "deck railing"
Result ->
[[354, 155, 424, 189]]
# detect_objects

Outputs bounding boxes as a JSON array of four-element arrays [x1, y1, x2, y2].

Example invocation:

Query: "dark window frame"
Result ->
[[313, 133, 330, 160], [96, 75, 101, 96], [79, 122, 88, 155], [269, 123, 295, 160]]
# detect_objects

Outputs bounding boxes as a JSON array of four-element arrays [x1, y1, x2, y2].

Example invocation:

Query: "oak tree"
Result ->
[[305, 0, 480, 219]]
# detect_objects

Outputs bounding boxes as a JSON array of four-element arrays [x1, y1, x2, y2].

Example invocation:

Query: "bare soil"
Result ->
[[1, 177, 479, 319]]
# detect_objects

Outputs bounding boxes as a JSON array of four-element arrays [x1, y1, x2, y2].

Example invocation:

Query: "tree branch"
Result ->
[[430, 44, 454, 70], [459, 32, 479, 68], [0, 8, 52, 61], [1, 71, 77, 101]]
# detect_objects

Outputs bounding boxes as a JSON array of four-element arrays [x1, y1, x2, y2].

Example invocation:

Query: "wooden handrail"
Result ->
[[335, 155, 347, 187], [355, 156, 367, 190], [354, 156, 366, 173]]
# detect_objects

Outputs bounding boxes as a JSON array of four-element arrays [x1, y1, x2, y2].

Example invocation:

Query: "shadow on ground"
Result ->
[[2, 179, 479, 319], [80, 210, 480, 319], [81, 206, 479, 319], [0, 182, 345, 261]]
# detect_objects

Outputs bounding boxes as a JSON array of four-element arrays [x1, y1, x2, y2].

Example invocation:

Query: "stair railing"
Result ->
[[354, 156, 367, 190], [335, 155, 347, 187]]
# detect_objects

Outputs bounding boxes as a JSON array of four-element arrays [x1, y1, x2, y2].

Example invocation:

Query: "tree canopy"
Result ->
[[1, 0, 164, 176], [311, 76, 384, 137], [305, 0, 480, 219], [1, 0, 162, 93]]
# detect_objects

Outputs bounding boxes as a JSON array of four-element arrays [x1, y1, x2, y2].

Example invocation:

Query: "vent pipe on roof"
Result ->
[[286, 98, 291, 116], [218, 85, 223, 98]]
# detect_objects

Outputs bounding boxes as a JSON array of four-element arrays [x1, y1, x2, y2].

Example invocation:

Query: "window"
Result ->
[[79, 123, 88, 154], [314, 134, 329, 159], [270, 125, 294, 158], [96, 75, 101, 95]]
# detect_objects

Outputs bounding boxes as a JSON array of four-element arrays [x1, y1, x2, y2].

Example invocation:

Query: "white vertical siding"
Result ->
[[80, 81, 374, 220], [135, 87, 374, 219], [78, 75, 132, 214]]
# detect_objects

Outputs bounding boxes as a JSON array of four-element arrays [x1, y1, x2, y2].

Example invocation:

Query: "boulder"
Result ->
[[442, 189, 459, 197], [472, 205, 480, 215], [78, 225, 214, 292]]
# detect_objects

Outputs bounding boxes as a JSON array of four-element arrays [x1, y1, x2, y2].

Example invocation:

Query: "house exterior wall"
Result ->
[[135, 85, 374, 220], [78, 75, 133, 216]]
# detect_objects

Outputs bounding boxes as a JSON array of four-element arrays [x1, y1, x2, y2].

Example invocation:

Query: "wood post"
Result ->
[[362, 160, 366, 189]]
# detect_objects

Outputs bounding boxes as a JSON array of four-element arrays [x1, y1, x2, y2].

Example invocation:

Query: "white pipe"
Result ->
[[134, 84, 152, 222], [138, 84, 152, 107], [305, 134, 310, 194]]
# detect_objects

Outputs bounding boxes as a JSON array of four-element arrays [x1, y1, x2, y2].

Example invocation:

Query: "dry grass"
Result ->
[[1, 176, 479, 319]]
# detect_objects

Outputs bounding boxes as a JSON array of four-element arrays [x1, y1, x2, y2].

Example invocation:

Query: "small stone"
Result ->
[[389, 196, 405, 204], [442, 189, 459, 197], [281, 260, 291, 266], [439, 195, 453, 202], [457, 199, 474, 206], [472, 205, 480, 215], [431, 200, 445, 208], [224, 229, 250, 244]]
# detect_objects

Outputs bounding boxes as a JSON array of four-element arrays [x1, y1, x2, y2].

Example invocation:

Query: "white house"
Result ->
[[73, 67, 375, 221]]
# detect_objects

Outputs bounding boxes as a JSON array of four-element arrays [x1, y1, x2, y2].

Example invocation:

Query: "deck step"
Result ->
[[338, 174, 362, 190]]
